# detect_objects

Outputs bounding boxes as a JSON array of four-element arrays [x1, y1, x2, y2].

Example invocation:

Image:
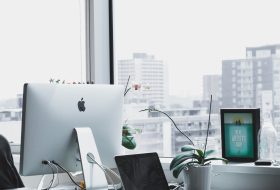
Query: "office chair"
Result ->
[[0, 134, 24, 189]]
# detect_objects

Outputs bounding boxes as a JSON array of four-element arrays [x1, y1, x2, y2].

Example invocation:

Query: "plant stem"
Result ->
[[140, 108, 194, 146], [203, 95, 212, 159], [124, 75, 131, 96]]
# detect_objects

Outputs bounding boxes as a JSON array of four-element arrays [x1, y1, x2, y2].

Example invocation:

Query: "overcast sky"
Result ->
[[0, 0, 85, 100], [114, 0, 280, 98], [1, 0, 280, 100]]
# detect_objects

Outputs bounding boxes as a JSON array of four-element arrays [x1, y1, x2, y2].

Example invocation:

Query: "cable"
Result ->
[[47, 162, 55, 190], [41, 161, 55, 190], [86, 154, 118, 190], [37, 175, 46, 190], [95, 164, 116, 190], [51, 160, 84, 189], [50, 163, 59, 188], [100, 164, 121, 181], [173, 185, 182, 190]]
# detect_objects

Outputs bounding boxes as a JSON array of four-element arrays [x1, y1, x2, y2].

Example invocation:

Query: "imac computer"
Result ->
[[20, 83, 123, 188]]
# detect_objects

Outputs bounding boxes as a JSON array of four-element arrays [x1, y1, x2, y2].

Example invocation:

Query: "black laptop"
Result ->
[[115, 152, 170, 190]]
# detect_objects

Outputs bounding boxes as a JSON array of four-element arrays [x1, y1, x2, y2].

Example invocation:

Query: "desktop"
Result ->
[[20, 83, 123, 189]]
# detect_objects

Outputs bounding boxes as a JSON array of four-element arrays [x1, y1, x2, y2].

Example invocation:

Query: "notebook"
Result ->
[[115, 152, 170, 190]]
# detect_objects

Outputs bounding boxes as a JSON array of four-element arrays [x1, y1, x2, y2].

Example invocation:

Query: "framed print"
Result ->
[[220, 108, 260, 162]]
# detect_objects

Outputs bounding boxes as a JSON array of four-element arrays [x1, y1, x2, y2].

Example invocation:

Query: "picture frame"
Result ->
[[220, 108, 260, 162]]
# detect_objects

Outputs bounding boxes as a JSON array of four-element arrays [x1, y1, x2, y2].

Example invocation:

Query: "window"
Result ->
[[0, 0, 86, 146], [114, 0, 280, 158]]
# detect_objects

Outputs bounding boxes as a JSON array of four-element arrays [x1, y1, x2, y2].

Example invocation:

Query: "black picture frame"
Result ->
[[220, 108, 260, 162]]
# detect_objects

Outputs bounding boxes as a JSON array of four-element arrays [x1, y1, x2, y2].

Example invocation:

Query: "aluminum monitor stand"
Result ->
[[75, 127, 108, 189]]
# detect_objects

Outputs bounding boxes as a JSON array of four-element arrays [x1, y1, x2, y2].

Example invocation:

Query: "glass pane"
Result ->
[[114, 0, 280, 158], [0, 0, 86, 144]]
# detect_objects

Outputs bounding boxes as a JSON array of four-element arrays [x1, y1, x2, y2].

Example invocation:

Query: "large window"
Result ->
[[0, 0, 86, 145], [114, 0, 280, 157]]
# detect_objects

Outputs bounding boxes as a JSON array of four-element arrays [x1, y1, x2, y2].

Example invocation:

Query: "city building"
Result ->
[[203, 75, 221, 102], [118, 53, 168, 106], [221, 44, 280, 131], [246, 44, 280, 58], [196, 75, 222, 113], [0, 108, 22, 121], [125, 108, 221, 157]]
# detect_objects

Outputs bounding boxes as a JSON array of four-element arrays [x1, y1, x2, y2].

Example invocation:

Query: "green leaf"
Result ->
[[203, 161, 211, 165], [170, 153, 200, 170], [196, 149, 204, 158], [204, 157, 228, 164], [186, 161, 200, 167], [123, 125, 133, 135], [122, 136, 136, 149], [181, 145, 204, 158], [134, 128, 142, 134], [172, 163, 187, 178], [181, 145, 196, 152], [204, 150, 215, 158]]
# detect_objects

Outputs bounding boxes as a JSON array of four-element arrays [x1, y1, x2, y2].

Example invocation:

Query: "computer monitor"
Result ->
[[20, 83, 123, 176]]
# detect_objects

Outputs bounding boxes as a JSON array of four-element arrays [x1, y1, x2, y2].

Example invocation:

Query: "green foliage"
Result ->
[[140, 102, 228, 179], [171, 146, 228, 178], [122, 124, 137, 149], [122, 135, 136, 150]]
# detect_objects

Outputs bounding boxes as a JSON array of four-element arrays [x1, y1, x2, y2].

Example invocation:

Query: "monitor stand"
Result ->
[[75, 127, 108, 189]]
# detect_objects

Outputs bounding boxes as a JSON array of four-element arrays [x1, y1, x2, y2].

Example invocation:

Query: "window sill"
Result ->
[[160, 157, 280, 190], [160, 157, 280, 175]]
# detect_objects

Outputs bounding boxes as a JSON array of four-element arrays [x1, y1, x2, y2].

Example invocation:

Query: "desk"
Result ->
[[16, 157, 280, 190], [211, 162, 280, 190], [161, 158, 280, 190]]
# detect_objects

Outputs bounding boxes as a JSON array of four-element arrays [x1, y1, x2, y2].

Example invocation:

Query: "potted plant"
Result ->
[[122, 75, 143, 150], [141, 95, 227, 190], [122, 122, 142, 149]]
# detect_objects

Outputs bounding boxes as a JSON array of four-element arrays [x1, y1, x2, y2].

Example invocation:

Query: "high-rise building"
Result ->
[[221, 44, 280, 131], [246, 44, 280, 58], [203, 75, 221, 102], [118, 53, 168, 106], [222, 59, 255, 108], [200, 75, 222, 113]]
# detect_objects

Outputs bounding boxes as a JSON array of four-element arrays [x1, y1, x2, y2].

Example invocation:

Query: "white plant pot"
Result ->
[[183, 165, 212, 190]]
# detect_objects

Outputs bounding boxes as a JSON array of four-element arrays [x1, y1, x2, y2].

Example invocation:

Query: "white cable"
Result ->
[[93, 160, 117, 190], [87, 155, 118, 190], [101, 164, 121, 181], [103, 169, 117, 190], [37, 175, 46, 190]]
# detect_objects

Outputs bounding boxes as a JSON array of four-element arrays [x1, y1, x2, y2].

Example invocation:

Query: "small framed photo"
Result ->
[[220, 108, 260, 162]]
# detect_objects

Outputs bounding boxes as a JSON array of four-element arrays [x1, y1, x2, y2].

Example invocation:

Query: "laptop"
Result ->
[[115, 152, 170, 190]]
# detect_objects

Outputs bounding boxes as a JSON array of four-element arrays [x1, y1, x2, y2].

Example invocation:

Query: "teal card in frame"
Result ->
[[221, 109, 260, 162]]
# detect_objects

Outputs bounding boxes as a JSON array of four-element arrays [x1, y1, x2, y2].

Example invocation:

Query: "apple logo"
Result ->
[[78, 98, 86, 112]]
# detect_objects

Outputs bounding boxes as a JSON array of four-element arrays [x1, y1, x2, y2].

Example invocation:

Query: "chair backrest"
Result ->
[[0, 134, 24, 189]]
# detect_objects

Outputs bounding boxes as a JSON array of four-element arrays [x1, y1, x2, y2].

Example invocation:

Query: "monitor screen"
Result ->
[[20, 83, 123, 176]]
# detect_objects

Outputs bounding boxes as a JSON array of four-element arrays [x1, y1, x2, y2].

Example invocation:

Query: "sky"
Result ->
[[1, 0, 280, 100], [0, 0, 85, 100], [114, 0, 280, 98]]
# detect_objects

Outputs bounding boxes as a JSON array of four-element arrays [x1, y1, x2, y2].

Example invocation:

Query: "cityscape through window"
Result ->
[[114, 0, 280, 157]]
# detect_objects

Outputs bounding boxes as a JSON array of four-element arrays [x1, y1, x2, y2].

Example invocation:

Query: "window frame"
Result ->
[[86, 0, 114, 84]]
